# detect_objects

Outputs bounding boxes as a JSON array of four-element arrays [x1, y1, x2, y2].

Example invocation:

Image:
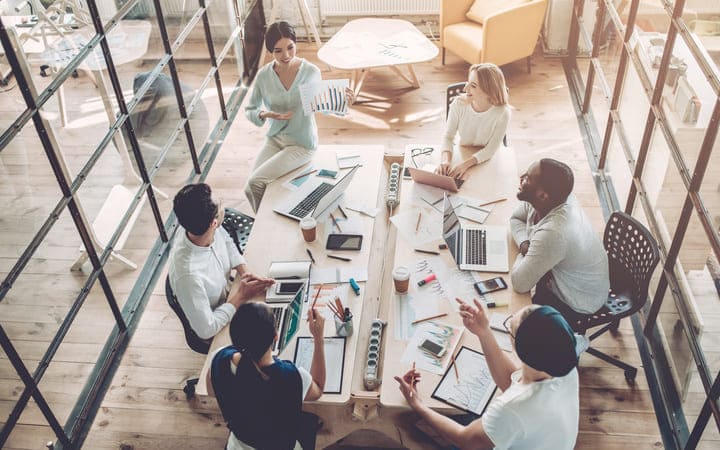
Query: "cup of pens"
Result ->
[[328, 296, 353, 337], [334, 314, 353, 337]]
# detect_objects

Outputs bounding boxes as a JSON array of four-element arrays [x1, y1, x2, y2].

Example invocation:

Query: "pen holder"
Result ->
[[334, 316, 354, 337]]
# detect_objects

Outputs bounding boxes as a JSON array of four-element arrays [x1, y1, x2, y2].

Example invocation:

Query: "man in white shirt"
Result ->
[[510, 158, 609, 321], [168, 183, 274, 340], [395, 301, 580, 450]]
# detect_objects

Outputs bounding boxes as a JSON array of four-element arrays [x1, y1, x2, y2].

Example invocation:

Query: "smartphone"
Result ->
[[418, 338, 446, 358], [474, 277, 508, 295], [276, 281, 304, 295], [317, 169, 338, 179], [326, 234, 363, 251], [403, 166, 412, 180]]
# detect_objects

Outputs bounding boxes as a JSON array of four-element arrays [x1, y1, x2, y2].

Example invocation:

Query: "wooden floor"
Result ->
[[0, 41, 668, 448]]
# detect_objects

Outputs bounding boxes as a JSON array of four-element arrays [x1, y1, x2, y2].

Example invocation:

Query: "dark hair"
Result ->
[[173, 183, 218, 236], [230, 302, 276, 362], [538, 158, 574, 203], [265, 21, 296, 52]]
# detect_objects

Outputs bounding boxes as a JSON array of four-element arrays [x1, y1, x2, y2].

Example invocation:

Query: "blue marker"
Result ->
[[349, 278, 360, 296]]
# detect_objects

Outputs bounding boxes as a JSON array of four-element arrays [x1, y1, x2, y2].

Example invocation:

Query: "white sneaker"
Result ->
[[575, 333, 591, 356]]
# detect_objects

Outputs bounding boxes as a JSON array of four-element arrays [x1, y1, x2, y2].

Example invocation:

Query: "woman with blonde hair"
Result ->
[[437, 63, 510, 179]]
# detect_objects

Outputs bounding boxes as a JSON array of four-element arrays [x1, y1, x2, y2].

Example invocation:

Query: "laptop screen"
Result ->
[[278, 284, 305, 354], [442, 194, 462, 264], [312, 165, 359, 218]]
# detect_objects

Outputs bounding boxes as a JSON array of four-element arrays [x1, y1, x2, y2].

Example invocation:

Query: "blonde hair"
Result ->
[[469, 63, 508, 106]]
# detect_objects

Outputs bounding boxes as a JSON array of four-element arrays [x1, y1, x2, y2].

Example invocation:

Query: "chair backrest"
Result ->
[[446, 82, 466, 119], [604, 211, 660, 309], [221, 207, 254, 255], [165, 276, 211, 355]]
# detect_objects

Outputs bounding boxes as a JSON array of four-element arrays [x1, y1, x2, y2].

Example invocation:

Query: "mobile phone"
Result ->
[[403, 166, 412, 179], [418, 338, 446, 358], [326, 233, 363, 251], [276, 281, 304, 295], [317, 169, 338, 179], [474, 277, 508, 295]]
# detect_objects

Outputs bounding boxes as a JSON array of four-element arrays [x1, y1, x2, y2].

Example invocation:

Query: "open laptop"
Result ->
[[269, 284, 305, 355], [408, 166, 465, 192], [442, 194, 509, 272], [274, 165, 359, 220]]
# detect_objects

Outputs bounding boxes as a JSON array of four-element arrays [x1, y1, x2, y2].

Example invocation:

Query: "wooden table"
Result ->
[[317, 18, 439, 97], [197, 143, 530, 448]]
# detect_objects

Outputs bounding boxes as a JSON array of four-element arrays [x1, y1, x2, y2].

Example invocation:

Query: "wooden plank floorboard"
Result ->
[[0, 38, 669, 448]]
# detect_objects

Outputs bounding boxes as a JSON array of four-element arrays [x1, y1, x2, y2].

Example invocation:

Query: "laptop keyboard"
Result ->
[[466, 229, 487, 265], [289, 182, 334, 218], [271, 306, 284, 332]]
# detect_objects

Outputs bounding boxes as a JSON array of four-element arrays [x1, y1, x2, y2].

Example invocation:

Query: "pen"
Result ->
[[420, 197, 440, 212], [338, 205, 348, 219], [476, 198, 507, 208], [415, 212, 422, 232], [412, 313, 448, 325], [291, 169, 317, 182], [328, 254, 351, 262], [451, 354, 460, 383], [414, 248, 440, 255], [306, 248, 316, 264], [311, 284, 324, 311], [330, 213, 343, 232], [410, 362, 416, 397], [417, 273, 437, 286], [465, 204, 490, 213]]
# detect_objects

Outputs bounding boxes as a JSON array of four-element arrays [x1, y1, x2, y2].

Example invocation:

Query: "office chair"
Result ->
[[165, 276, 211, 397], [222, 207, 254, 255], [570, 211, 660, 382], [446, 82, 508, 147]]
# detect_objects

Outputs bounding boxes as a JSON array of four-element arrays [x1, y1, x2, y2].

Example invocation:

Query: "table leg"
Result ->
[[389, 64, 420, 89], [353, 69, 369, 98]]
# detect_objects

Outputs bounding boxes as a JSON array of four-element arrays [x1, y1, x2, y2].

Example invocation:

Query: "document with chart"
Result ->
[[300, 79, 350, 116], [432, 346, 497, 416]]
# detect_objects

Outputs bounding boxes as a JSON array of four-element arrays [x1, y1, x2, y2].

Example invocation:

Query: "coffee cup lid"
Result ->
[[393, 266, 410, 280]]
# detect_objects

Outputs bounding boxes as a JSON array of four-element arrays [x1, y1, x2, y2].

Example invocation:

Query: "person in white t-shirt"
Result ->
[[436, 63, 511, 179], [395, 302, 580, 450], [168, 183, 274, 340]]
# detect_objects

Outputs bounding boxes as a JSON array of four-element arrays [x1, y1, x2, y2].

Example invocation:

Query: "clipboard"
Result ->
[[431, 346, 497, 416], [293, 336, 347, 394]]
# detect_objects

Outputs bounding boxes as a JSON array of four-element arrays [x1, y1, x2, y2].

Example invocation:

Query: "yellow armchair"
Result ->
[[440, 0, 548, 71]]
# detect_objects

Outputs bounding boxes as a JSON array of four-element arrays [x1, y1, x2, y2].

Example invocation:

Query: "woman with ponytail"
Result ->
[[209, 302, 326, 449]]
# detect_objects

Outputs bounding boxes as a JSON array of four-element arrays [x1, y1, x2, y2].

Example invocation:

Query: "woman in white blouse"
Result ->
[[437, 63, 511, 179]]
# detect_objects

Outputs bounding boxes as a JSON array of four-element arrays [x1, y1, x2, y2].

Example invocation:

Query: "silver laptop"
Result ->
[[442, 194, 509, 272], [274, 165, 359, 220], [268, 284, 305, 355]]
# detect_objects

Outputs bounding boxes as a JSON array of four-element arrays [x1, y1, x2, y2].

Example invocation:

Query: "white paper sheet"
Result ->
[[310, 267, 369, 285], [390, 206, 442, 246], [294, 337, 346, 393]]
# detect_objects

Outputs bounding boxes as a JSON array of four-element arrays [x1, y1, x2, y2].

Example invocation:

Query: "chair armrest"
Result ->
[[482, 0, 548, 66], [441, 0, 476, 44]]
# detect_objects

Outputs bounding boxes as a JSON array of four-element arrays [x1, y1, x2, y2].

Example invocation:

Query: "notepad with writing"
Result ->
[[431, 346, 496, 416], [293, 337, 346, 394]]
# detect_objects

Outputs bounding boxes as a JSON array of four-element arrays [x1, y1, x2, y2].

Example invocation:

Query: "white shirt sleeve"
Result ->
[[173, 275, 236, 340], [510, 202, 531, 246], [472, 106, 510, 164], [482, 398, 524, 449], [441, 97, 462, 151], [297, 366, 313, 400], [244, 70, 267, 127], [511, 228, 568, 294]]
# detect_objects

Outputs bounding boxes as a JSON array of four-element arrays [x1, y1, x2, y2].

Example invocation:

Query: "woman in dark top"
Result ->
[[208, 302, 326, 450]]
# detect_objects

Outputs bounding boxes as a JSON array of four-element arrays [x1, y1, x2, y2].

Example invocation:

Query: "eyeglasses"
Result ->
[[410, 147, 434, 168], [503, 314, 515, 339]]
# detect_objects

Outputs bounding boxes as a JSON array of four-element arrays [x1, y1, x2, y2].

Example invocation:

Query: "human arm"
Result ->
[[509, 202, 531, 255], [226, 273, 275, 308], [510, 228, 567, 293], [395, 370, 495, 449], [304, 308, 326, 400], [437, 98, 462, 175], [173, 276, 235, 340], [455, 298, 519, 391], [244, 69, 294, 124], [469, 107, 510, 165]]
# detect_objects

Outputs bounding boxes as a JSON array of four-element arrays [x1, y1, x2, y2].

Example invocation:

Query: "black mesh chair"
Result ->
[[446, 82, 508, 147], [221, 207, 254, 254], [570, 212, 660, 382], [165, 276, 211, 397]]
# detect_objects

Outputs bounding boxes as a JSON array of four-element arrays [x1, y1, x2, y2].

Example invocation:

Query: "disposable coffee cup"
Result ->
[[393, 266, 410, 293], [300, 216, 317, 242]]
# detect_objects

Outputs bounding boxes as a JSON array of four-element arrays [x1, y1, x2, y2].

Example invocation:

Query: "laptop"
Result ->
[[268, 284, 305, 355], [274, 165, 359, 220], [442, 194, 509, 272], [408, 166, 465, 192]]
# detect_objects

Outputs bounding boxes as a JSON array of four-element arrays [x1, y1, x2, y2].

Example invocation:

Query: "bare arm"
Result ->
[[304, 309, 326, 400]]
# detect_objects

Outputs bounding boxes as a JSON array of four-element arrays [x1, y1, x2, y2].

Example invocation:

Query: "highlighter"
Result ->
[[349, 277, 361, 296], [417, 273, 437, 287]]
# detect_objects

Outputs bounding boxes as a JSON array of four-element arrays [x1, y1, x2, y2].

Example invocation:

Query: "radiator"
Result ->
[[319, 0, 440, 17]]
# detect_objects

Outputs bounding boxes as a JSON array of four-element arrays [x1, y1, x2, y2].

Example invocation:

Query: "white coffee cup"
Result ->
[[393, 266, 410, 293], [300, 216, 317, 242]]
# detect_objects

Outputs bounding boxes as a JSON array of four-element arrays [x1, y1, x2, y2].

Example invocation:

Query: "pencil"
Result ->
[[411, 313, 448, 325], [330, 213, 343, 232], [420, 197, 440, 212], [451, 353, 460, 383], [414, 248, 440, 255], [311, 284, 323, 311], [415, 212, 422, 232], [306, 248, 316, 264], [290, 169, 317, 182], [338, 205, 348, 219], [334, 296, 344, 315], [476, 197, 507, 208], [327, 254, 351, 262], [327, 303, 344, 321]]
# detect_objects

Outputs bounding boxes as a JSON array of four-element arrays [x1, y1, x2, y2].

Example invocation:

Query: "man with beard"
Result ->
[[509, 158, 608, 322]]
